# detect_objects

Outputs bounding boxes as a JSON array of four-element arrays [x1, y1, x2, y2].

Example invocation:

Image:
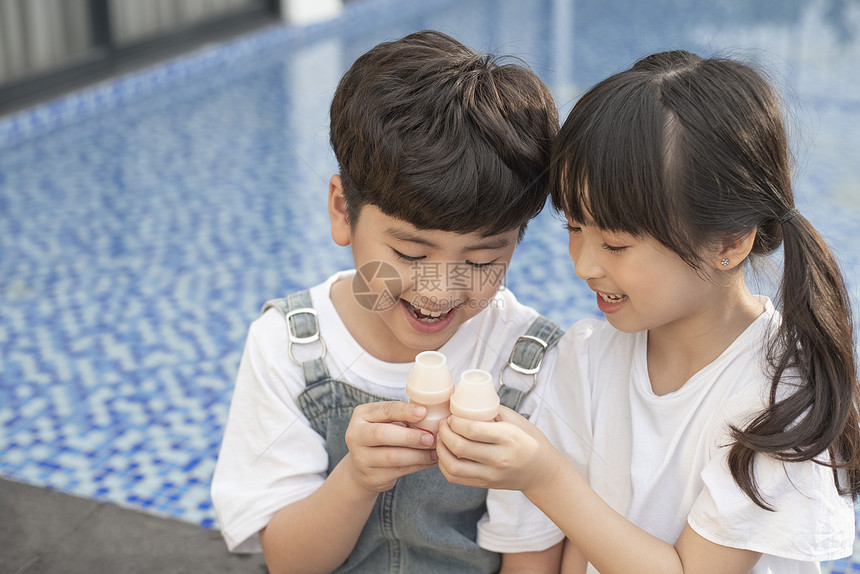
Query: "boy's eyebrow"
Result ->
[[384, 227, 513, 251]]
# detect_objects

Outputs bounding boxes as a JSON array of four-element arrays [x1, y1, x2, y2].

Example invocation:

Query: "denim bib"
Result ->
[[262, 290, 562, 573]]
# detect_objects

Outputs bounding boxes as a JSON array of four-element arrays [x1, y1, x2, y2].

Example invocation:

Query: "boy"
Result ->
[[211, 30, 561, 573]]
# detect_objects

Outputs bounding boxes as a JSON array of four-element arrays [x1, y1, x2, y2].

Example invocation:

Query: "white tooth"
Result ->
[[600, 292, 625, 303], [415, 306, 445, 318]]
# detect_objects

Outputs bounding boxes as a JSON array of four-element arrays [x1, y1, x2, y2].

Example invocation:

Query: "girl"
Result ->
[[436, 50, 860, 573]]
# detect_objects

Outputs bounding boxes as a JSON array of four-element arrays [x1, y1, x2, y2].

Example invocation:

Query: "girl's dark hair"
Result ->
[[330, 30, 558, 238], [550, 49, 860, 508]]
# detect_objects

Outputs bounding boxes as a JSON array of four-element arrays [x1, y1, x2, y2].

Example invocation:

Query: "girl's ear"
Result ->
[[329, 174, 352, 247], [715, 229, 757, 270]]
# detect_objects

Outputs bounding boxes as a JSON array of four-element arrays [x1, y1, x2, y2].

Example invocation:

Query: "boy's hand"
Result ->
[[436, 406, 562, 495], [343, 401, 438, 493]]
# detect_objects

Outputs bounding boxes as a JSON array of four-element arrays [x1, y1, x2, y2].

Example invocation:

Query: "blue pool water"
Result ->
[[1, 0, 858, 569]]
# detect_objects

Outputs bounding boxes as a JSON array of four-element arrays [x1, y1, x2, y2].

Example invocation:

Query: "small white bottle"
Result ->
[[449, 368, 500, 422], [406, 351, 455, 434]]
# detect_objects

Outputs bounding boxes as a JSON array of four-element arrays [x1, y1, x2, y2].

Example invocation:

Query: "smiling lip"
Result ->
[[594, 290, 628, 314], [401, 299, 459, 333]]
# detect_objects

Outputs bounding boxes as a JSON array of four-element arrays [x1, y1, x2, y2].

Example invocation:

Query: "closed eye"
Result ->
[[466, 259, 497, 268], [601, 243, 627, 253], [393, 249, 425, 263]]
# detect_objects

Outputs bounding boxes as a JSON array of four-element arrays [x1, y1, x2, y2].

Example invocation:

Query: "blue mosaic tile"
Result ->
[[1, 0, 859, 569]]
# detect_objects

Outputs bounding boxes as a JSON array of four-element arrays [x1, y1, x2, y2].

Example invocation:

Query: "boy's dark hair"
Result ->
[[330, 30, 558, 238], [551, 49, 860, 508]]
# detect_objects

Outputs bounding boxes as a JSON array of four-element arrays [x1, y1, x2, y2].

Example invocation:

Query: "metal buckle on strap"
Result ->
[[499, 334, 549, 392], [285, 308, 327, 365]]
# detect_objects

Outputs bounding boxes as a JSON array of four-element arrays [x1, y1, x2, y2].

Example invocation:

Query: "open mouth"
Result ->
[[404, 300, 455, 322], [598, 291, 628, 304]]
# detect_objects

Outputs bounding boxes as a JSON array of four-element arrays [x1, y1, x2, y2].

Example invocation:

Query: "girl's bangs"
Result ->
[[556, 81, 671, 239]]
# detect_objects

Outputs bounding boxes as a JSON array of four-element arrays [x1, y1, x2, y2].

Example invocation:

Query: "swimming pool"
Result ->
[[1, 0, 858, 570]]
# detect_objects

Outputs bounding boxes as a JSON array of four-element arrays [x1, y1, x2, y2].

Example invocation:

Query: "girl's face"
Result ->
[[566, 218, 719, 335]]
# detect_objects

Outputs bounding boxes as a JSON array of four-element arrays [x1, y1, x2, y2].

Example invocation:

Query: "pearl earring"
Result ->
[[721, 258, 730, 267]]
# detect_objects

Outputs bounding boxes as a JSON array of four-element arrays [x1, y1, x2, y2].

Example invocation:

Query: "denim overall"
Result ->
[[262, 290, 562, 573]]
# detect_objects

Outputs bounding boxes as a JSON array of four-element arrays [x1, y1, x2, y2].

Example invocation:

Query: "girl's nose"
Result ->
[[570, 236, 603, 281]]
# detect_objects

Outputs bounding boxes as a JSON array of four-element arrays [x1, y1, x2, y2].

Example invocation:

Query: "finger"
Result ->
[[410, 426, 437, 447], [437, 420, 485, 462], [436, 439, 484, 487], [435, 433, 458, 474], [496, 405, 531, 427], [395, 461, 439, 476], [442, 431, 498, 465], [358, 420, 436, 449], [445, 415, 502, 444], [385, 459, 439, 477], [355, 400, 428, 424], [345, 452, 437, 492], [391, 421, 438, 448], [436, 417, 463, 455], [435, 431, 459, 466], [366, 445, 438, 470], [448, 406, 535, 442]]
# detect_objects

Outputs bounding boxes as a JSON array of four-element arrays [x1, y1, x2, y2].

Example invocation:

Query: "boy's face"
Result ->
[[329, 176, 519, 363]]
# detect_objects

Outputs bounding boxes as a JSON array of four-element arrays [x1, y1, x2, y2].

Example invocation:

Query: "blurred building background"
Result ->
[[0, 0, 345, 115]]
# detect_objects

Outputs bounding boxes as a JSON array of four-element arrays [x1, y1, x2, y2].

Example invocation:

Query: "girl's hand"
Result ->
[[343, 401, 438, 493], [436, 406, 563, 494]]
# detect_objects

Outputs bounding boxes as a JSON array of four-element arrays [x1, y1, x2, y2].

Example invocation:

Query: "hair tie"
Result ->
[[779, 207, 800, 224]]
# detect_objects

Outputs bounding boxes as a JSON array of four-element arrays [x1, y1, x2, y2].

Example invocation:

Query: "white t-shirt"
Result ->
[[211, 271, 558, 553], [479, 297, 854, 572]]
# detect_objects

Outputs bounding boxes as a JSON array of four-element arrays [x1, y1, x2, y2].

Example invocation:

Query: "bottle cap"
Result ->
[[449, 369, 500, 421], [406, 350, 454, 404]]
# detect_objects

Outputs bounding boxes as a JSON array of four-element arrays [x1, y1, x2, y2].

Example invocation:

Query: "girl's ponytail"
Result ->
[[728, 211, 860, 509]]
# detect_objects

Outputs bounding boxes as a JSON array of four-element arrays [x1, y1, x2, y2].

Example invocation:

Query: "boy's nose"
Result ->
[[440, 263, 473, 308], [409, 260, 467, 310]]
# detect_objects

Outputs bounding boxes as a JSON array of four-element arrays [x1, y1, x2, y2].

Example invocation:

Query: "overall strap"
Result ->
[[261, 290, 330, 385], [498, 315, 564, 411]]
